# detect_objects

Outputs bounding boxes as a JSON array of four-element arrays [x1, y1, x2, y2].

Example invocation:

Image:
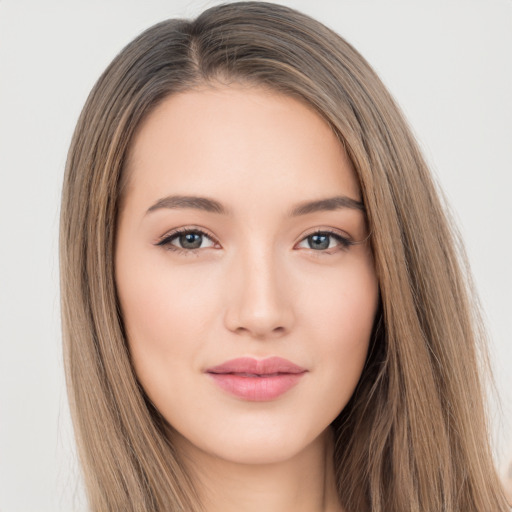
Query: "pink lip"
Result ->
[[205, 357, 307, 401]]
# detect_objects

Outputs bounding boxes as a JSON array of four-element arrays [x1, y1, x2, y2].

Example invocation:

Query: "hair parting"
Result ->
[[60, 2, 509, 510]]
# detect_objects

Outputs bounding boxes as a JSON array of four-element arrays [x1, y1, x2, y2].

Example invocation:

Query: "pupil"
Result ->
[[180, 232, 202, 249], [309, 234, 329, 250]]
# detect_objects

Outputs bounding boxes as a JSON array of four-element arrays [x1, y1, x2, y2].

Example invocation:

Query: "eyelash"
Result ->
[[155, 227, 355, 255]]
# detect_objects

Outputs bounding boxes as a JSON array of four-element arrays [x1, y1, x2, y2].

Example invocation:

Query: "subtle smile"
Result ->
[[205, 357, 307, 401]]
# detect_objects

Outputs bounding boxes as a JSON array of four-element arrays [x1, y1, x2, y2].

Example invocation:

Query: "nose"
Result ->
[[223, 246, 295, 340]]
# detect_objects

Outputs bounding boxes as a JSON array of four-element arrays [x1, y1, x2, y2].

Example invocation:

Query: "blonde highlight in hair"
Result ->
[[60, 2, 509, 510]]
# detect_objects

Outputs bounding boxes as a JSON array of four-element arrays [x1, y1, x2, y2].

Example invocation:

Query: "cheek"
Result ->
[[299, 255, 379, 396], [115, 255, 220, 379], [302, 252, 378, 335], [115, 240, 379, 463]]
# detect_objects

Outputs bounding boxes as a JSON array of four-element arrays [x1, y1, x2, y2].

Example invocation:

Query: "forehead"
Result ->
[[123, 84, 361, 209]]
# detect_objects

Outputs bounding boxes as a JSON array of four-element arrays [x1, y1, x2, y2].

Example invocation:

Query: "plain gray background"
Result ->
[[0, 1, 511, 510]]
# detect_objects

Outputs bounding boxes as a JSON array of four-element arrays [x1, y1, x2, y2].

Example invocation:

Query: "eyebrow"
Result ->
[[145, 194, 365, 216], [289, 196, 365, 216], [147, 195, 227, 215]]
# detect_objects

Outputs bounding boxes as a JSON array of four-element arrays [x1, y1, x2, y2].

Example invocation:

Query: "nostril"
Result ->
[[222, 263, 295, 337]]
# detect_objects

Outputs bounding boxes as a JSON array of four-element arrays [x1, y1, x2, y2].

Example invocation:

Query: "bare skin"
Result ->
[[115, 83, 379, 511], [174, 426, 341, 512]]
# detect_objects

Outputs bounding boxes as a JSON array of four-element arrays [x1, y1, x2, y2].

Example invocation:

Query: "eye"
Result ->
[[156, 228, 217, 253], [296, 230, 354, 253]]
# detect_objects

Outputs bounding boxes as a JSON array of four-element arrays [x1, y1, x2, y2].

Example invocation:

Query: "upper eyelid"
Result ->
[[296, 226, 352, 242], [156, 226, 354, 250], [155, 226, 218, 246]]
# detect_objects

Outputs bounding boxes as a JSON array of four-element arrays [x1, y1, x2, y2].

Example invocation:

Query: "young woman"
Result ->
[[59, 2, 509, 511]]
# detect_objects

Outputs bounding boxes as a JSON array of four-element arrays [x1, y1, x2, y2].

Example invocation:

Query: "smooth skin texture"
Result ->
[[115, 84, 379, 512]]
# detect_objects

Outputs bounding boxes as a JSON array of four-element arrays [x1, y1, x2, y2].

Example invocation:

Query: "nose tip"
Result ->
[[223, 253, 294, 340], [230, 312, 288, 340]]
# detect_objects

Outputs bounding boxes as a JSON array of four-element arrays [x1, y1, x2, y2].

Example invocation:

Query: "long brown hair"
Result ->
[[60, 2, 509, 510]]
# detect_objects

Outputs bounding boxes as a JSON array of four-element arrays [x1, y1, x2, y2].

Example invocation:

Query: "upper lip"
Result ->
[[206, 357, 307, 376]]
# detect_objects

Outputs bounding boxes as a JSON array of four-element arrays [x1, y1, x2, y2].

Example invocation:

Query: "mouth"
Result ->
[[205, 357, 307, 401]]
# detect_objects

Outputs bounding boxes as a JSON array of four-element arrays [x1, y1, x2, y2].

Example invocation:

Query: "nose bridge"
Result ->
[[224, 240, 294, 338]]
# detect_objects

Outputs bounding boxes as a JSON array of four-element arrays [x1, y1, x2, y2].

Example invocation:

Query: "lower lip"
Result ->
[[207, 372, 305, 401]]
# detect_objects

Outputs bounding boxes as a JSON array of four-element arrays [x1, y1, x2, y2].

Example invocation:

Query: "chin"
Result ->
[[172, 421, 330, 467]]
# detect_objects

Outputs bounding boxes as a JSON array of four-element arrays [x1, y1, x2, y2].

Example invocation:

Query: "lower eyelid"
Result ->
[[155, 228, 354, 252], [175, 234, 215, 249], [296, 231, 353, 250], [155, 228, 217, 249]]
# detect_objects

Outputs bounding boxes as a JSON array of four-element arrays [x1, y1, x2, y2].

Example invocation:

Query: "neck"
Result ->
[[174, 428, 343, 512]]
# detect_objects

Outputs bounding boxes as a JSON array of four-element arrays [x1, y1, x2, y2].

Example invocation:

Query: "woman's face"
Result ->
[[115, 84, 379, 465]]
